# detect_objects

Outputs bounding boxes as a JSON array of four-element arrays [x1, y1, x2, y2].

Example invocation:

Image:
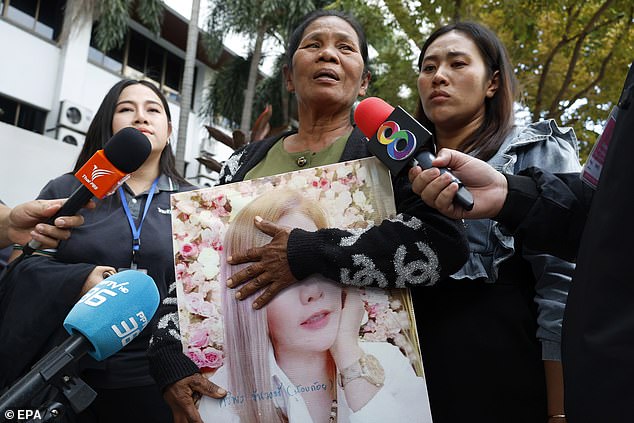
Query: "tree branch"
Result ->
[[534, 1, 577, 120], [547, 0, 617, 116], [557, 10, 633, 117]]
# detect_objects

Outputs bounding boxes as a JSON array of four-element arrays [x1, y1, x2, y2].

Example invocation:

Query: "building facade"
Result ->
[[0, 0, 235, 206]]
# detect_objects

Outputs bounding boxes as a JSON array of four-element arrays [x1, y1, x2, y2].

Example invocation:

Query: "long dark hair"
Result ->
[[286, 9, 370, 78], [415, 22, 518, 161], [73, 79, 188, 185]]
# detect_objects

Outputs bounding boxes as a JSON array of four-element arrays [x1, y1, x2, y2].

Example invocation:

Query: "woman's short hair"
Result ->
[[415, 21, 518, 161], [286, 9, 369, 77]]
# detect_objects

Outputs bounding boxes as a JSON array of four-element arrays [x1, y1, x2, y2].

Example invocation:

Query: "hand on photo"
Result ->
[[164, 373, 227, 423], [226, 216, 297, 309]]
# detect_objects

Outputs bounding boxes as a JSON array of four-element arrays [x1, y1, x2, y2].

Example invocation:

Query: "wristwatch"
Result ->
[[340, 353, 385, 387]]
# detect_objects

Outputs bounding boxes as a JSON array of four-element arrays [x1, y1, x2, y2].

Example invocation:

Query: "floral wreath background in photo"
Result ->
[[170, 157, 424, 377]]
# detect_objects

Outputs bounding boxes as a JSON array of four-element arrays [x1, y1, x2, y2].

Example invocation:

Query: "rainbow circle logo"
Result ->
[[377, 121, 417, 160]]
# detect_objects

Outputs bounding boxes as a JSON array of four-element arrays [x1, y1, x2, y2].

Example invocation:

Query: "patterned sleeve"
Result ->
[[147, 280, 201, 390], [218, 148, 247, 184], [287, 172, 469, 288]]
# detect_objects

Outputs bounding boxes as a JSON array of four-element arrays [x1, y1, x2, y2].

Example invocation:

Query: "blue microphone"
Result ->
[[0, 270, 159, 414], [64, 270, 160, 361]]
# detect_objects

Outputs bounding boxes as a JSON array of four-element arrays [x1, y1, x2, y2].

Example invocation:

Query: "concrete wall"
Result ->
[[0, 122, 77, 206], [0, 19, 59, 109]]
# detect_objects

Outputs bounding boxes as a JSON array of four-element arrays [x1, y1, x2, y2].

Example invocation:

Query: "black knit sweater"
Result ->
[[148, 127, 469, 389]]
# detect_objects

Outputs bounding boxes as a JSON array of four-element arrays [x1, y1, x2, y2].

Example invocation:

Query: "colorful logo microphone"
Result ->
[[377, 121, 417, 160]]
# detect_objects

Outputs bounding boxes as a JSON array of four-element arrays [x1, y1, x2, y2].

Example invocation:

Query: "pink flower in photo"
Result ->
[[185, 292, 217, 317], [202, 346, 224, 368], [180, 242, 199, 259], [175, 262, 187, 278], [390, 299, 403, 310], [362, 319, 378, 333], [201, 220, 226, 252], [201, 191, 229, 212], [180, 273, 195, 293], [397, 310, 411, 330], [189, 324, 211, 348], [367, 303, 380, 319], [187, 346, 224, 369]]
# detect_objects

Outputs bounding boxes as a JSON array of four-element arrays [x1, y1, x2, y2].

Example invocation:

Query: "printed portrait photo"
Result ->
[[170, 157, 432, 422]]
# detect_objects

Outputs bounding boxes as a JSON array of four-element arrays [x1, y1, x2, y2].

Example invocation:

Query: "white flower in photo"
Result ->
[[397, 310, 411, 330], [288, 174, 308, 190], [330, 180, 347, 194], [171, 218, 189, 240], [361, 288, 390, 305], [175, 197, 199, 215], [356, 164, 368, 183], [335, 190, 353, 211], [198, 247, 220, 279], [334, 163, 353, 180], [352, 190, 367, 208]]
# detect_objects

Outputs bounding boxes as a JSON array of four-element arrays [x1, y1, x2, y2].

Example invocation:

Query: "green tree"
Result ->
[[374, 0, 634, 160], [204, 0, 315, 136], [60, 0, 163, 52], [201, 55, 251, 127]]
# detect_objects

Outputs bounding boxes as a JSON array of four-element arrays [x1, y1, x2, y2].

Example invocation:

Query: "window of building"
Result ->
[[88, 28, 125, 73], [126, 30, 146, 74], [164, 52, 183, 92], [0, 93, 46, 134], [89, 26, 191, 104], [1, 0, 64, 41]]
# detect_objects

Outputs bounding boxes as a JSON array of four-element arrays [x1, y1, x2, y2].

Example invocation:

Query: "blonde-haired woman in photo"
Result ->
[[198, 190, 431, 423]]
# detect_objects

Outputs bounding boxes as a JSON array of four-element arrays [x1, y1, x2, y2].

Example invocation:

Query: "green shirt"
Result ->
[[244, 133, 349, 180]]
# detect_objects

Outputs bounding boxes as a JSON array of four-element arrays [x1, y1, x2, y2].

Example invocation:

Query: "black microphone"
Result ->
[[0, 271, 159, 416], [22, 127, 151, 255], [354, 97, 474, 211]]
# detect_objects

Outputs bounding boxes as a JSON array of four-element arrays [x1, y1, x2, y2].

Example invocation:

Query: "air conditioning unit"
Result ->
[[58, 100, 93, 134], [56, 126, 85, 148]]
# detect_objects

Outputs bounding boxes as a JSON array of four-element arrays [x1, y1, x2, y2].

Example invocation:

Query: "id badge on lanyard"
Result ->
[[118, 178, 159, 273]]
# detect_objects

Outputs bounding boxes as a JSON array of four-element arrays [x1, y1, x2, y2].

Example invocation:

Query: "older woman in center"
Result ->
[[148, 10, 468, 423]]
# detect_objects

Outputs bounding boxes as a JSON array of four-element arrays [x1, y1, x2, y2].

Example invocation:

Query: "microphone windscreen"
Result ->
[[63, 270, 160, 361], [104, 127, 152, 173], [354, 97, 395, 138]]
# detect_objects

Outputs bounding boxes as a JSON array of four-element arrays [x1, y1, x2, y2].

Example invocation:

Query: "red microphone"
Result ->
[[354, 97, 474, 211]]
